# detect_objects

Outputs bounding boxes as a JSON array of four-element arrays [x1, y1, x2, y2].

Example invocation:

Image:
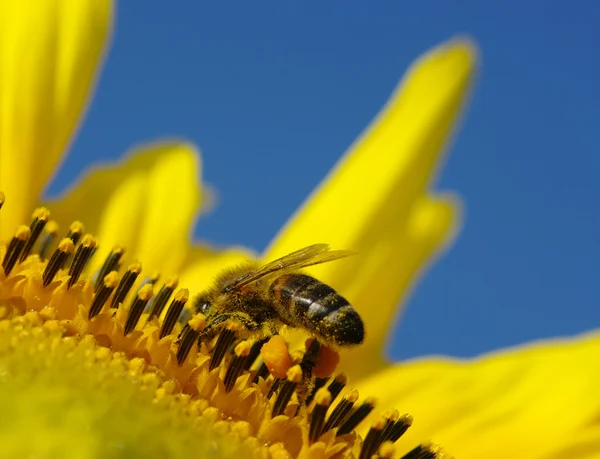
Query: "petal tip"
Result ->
[[416, 36, 479, 84], [445, 35, 479, 60], [125, 139, 203, 175], [410, 194, 463, 245]]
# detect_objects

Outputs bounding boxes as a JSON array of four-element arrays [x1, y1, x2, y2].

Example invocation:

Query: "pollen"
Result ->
[[261, 335, 292, 379], [308, 339, 340, 378], [0, 201, 450, 459], [189, 312, 207, 332]]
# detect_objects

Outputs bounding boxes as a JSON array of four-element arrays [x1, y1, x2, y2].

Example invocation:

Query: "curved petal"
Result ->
[[0, 0, 113, 239], [340, 193, 460, 379], [355, 332, 600, 459], [44, 142, 202, 278], [265, 38, 476, 378]]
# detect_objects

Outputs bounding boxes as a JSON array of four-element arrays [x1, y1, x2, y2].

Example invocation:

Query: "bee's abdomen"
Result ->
[[271, 273, 342, 319], [270, 273, 364, 346]]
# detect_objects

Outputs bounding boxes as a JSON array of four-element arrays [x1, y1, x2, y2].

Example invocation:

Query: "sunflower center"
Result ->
[[0, 204, 449, 459]]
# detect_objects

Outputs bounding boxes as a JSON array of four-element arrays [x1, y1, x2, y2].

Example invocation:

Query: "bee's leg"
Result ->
[[293, 340, 322, 409], [267, 321, 279, 336], [199, 312, 259, 343], [231, 312, 260, 331], [175, 311, 256, 367], [196, 312, 257, 367], [201, 312, 253, 371], [198, 313, 230, 342], [198, 313, 240, 342]]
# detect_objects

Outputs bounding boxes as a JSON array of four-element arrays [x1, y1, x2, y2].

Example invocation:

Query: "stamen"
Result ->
[[326, 372, 348, 403], [111, 261, 142, 308], [322, 389, 358, 433], [124, 284, 154, 335], [88, 271, 119, 319], [38, 221, 59, 260], [266, 378, 282, 400], [148, 276, 178, 319], [288, 341, 322, 411], [309, 387, 331, 443], [94, 246, 125, 291], [224, 340, 252, 392], [373, 410, 400, 453], [140, 272, 160, 288], [20, 207, 50, 261], [176, 306, 192, 325], [272, 364, 302, 417], [305, 376, 328, 406], [159, 288, 189, 339], [400, 444, 443, 459], [209, 326, 238, 371], [253, 362, 270, 383], [380, 409, 399, 436], [66, 221, 85, 245], [42, 238, 74, 286], [175, 313, 206, 365], [377, 441, 395, 459], [385, 415, 413, 443], [242, 337, 268, 371], [137, 272, 160, 303], [2, 226, 31, 275], [337, 398, 376, 436], [67, 235, 97, 288], [358, 417, 386, 459]]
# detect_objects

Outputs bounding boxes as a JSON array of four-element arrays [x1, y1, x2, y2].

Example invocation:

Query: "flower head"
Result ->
[[6, 2, 586, 459], [0, 214, 453, 458]]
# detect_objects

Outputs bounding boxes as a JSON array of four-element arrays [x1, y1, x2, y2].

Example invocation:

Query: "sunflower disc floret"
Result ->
[[0, 204, 451, 459]]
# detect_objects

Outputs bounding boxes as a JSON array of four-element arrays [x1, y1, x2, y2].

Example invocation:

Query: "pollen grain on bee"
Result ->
[[0, 201, 442, 459]]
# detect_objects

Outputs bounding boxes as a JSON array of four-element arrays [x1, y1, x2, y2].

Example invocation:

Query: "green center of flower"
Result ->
[[0, 203, 450, 459]]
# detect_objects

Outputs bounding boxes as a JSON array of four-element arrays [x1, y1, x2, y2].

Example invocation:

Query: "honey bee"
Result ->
[[194, 244, 365, 348]]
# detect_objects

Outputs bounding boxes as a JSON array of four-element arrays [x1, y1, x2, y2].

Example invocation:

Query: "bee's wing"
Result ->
[[228, 244, 354, 290]]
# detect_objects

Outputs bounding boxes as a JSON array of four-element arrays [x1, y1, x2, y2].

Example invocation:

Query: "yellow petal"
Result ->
[[0, 0, 113, 240], [340, 194, 460, 378], [265, 38, 476, 378], [355, 332, 600, 459], [45, 142, 202, 278]]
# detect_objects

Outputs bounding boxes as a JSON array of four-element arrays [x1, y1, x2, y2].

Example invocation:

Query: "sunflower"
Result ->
[[1, 2, 594, 459]]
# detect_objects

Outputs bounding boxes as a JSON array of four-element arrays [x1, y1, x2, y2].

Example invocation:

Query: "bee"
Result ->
[[193, 244, 365, 348]]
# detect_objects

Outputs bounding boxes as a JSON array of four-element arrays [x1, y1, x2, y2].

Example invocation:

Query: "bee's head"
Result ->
[[193, 295, 212, 314]]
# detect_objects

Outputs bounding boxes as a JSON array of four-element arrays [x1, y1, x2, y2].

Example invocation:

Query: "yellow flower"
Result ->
[[265, 38, 471, 383], [1, 2, 595, 459], [0, 0, 251, 283]]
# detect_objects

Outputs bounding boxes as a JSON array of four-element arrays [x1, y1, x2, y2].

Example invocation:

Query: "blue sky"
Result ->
[[48, 1, 600, 361]]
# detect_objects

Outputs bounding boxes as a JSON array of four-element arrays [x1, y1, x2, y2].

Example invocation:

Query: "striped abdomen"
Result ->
[[269, 273, 364, 346]]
